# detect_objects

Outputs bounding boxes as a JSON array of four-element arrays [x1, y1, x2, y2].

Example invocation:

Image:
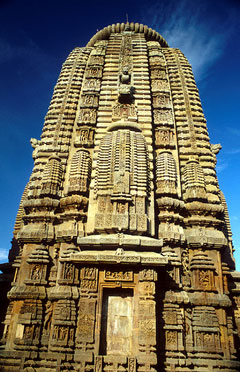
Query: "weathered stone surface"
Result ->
[[0, 21, 239, 372]]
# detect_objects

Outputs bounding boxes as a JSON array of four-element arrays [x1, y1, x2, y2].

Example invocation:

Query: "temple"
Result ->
[[0, 22, 240, 372]]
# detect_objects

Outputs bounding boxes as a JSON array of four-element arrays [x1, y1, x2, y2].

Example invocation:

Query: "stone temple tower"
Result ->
[[0, 22, 240, 372]]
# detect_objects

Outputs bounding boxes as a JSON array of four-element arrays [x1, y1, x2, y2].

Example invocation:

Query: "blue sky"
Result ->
[[0, 0, 239, 269]]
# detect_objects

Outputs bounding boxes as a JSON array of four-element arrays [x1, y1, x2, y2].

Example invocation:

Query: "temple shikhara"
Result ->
[[1, 22, 240, 372]]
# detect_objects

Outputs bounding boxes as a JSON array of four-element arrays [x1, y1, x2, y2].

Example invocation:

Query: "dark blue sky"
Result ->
[[0, 0, 239, 269]]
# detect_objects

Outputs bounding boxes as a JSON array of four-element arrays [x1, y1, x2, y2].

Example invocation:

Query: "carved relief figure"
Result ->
[[24, 325, 34, 340], [166, 330, 177, 347], [79, 109, 97, 124], [199, 270, 210, 289], [155, 128, 174, 147], [120, 66, 131, 84], [43, 301, 53, 334], [119, 66, 134, 101], [59, 326, 68, 341], [95, 356, 102, 372], [30, 137, 40, 159], [64, 263, 74, 280], [112, 103, 137, 119], [84, 79, 101, 91], [31, 264, 41, 281], [153, 94, 170, 107], [52, 326, 58, 340]]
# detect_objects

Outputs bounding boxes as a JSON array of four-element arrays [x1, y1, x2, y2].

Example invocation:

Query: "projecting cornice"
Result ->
[[87, 22, 168, 47]]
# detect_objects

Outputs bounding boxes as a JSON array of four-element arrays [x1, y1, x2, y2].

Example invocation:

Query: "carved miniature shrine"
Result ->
[[0, 22, 240, 372]]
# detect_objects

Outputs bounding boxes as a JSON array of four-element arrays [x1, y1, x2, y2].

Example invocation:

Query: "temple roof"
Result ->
[[87, 22, 168, 47]]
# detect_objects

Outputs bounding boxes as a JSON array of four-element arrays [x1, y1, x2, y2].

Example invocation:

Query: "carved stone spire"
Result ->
[[0, 22, 239, 372]]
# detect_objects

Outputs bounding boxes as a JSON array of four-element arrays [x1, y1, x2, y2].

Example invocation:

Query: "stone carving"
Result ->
[[151, 68, 166, 79], [149, 56, 165, 66], [52, 325, 68, 342], [104, 270, 133, 281], [64, 262, 74, 280], [120, 66, 131, 84], [81, 267, 97, 280], [153, 93, 170, 107], [153, 109, 173, 125], [151, 79, 168, 91], [91, 40, 107, 55], [166, 330, 177, 350], [139, 269, 157, 282], [81, 94, 99, 107], [165, 312, 177, 325], [85, 67, 102, 78], [199, 270, 210, 288], [183, 159, 207, 200], [14, 299, 43, 348], [40, 155, 63, 197], [80, 267, 97, 292], [49, 299, 76, 348], [119, 66, 134, 102], [128, 358, 136, 372], [31, 264, 42, 281], [155, 128, 174, 147], [190, 252, 215, 291], [30, 138, 40, 159], [75, 126, 95, 147], [211, 143, 222, 155], [49, 247, 59, 281], [24, 325, 35, 340], [140, 282, 155, 296], [112, 103, 137, 120], [89, 55, 104, 65], [95, 356, 103, 372], [119, 33, 132, 71], [43, 301, 53, 335], [192, 307, 221, 353], [94, 121, 150, 234], [156, 151, 177, 195], [138, 301, 156, 346], [139, 318, 156, 345], [83, 79, 101, 91], [81, 278, 97, 291], [76, 300, 96, 343], [182, 249, 191, 287], [78, 108, 97, 124], [19, 300, 37, 319], [68, 150, 91, 194]]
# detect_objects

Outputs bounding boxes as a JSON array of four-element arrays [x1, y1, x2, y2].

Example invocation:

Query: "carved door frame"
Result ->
[[95, 268, 138, 358]]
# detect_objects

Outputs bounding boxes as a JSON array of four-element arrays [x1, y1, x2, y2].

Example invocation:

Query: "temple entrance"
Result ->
[[101, 289, 133, 355]]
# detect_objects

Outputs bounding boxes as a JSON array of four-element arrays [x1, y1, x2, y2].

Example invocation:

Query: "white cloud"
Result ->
[[216, 160, 228, 174], [0, 34, 56, 76], [0, 248, 9, 263], [228, 128, 240, 137], [141, 0, 238, 81], [0, 37, 41, 64], [225, 148, 240, 155]]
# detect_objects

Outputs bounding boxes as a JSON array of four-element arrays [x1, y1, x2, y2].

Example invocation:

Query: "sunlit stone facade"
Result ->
[[0, 22, 240, 372]]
